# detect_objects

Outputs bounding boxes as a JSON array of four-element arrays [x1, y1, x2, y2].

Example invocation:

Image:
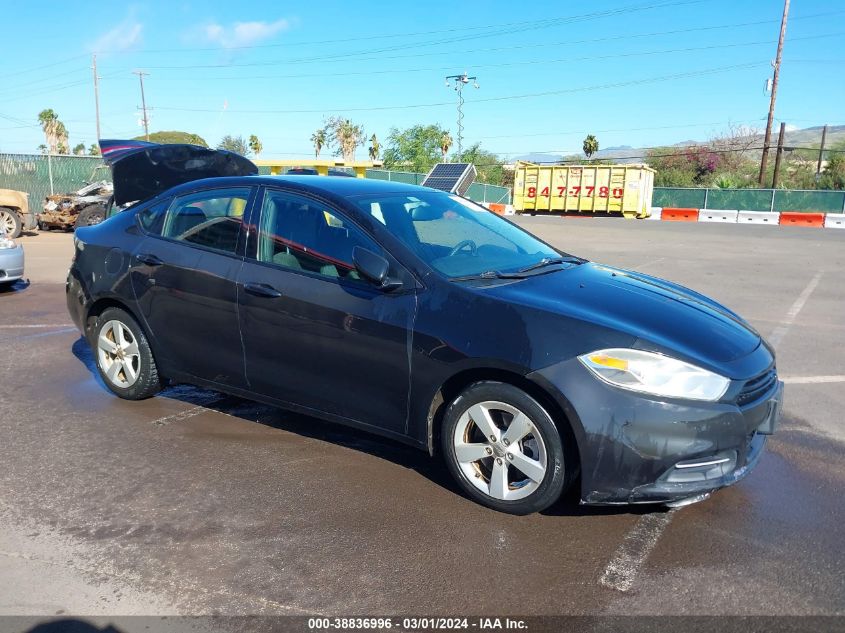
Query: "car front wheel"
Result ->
[[93, 307, 162, 400], [441, 381, 569, 515]]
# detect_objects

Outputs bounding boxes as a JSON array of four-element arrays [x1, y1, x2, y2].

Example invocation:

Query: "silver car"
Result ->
[[0, 228, 24, 286]]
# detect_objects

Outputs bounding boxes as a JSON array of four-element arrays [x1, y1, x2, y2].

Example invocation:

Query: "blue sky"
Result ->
[[1, 0, 842, 159]]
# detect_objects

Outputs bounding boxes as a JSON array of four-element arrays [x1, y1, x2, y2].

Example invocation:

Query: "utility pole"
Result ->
[[444, 72, 479, 160], [771, 122, 786, 189], [817, 124, 828, 175], [91, 54, 101, 142], [133, 70, 150, 141], [758, 0, 790, 185]]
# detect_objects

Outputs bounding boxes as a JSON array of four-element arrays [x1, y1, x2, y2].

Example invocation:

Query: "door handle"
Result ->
[[243, 282, 283, 298], [136, 253, 164, 266]]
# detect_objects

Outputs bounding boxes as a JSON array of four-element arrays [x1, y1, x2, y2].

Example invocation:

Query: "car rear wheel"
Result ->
[[0, 207, 22, 238], [94, 307, 162, 400], [441, 381, 568, 515]]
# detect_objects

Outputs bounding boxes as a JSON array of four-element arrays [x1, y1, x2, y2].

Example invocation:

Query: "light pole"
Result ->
[[445, 72, 479, 160]]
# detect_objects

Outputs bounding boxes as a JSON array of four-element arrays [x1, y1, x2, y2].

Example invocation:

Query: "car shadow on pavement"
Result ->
[[71, 336, 655, 518], [0, 278, 30, 294]]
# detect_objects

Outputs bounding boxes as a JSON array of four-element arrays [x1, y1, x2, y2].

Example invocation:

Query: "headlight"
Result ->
[[578, 348, 729, 402], [0, 235, 15, 249]]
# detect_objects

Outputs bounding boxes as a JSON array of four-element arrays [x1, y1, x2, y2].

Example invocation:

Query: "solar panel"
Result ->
[[421, 163, 477, 195]]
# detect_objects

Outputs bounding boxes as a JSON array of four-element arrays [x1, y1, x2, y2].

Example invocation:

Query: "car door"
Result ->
[[131, 186, 255, 388], [236, 187, 417, 434]]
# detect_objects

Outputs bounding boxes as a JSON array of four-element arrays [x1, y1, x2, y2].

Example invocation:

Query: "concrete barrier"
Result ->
[[699, 209, 738, 223], [661, 207, 698, 222], [779, 212, 825, 227], [646, 207, 662, 221], [737, 211, 780, 225], [824, 214, 845, 229]]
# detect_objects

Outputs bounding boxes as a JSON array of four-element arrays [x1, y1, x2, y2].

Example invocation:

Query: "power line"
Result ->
[[120, 10, 845, 72], [136, 32, 843, 83], [154, 61, 768, 115]]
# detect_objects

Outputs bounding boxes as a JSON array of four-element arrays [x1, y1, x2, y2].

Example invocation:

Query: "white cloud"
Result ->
[[202, 18, 290, 48], [90, 17, 143, 53]]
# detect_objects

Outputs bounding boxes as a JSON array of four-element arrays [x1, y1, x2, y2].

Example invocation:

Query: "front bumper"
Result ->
[[529, 357, 783, 505], [0, 245, 25, 282]]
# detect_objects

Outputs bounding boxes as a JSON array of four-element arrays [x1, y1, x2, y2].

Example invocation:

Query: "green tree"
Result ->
[[37, 109, 67, 155], [382, 124, 449, 173], [134, 131, 208, 146], [324, 117, 365, 162], [819, 146, 845, 190], [88, 143, 101, 156], [582, 134, 599, 159], [311, 128, 327, 159], [368, 134, 380, 161], [217, 135, 251, 156], [37, 144, 47, 155], [72, 142, 86, 155], [459, 143, 508, 186], [248, 134, 263, 157]]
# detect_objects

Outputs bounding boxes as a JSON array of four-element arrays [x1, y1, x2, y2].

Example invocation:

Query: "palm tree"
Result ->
[[37, 109, 65, 155], [368, 134, 380, 161], [583, 134, 599, 160], [440, 132, 453, 161], [311, 128, 327, 159], [248, 134, 263, 158], [334, 119, 364, 163]]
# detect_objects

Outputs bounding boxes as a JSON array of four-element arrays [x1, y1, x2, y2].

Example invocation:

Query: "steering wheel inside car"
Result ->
[[448, 239, 478, 257]]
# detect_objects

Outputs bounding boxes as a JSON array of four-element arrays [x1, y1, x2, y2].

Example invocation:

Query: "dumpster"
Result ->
[[512, 162, 655, 218]]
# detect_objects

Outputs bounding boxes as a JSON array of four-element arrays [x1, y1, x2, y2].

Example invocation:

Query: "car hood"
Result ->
[[99, 140, 257, 205], [480, 262, 762, 366]]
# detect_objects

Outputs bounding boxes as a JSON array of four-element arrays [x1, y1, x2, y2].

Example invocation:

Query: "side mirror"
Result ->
[[352, 246, 402, 291]]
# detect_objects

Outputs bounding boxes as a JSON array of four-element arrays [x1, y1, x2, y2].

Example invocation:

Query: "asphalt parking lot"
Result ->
[[0, 220, 843, 618]]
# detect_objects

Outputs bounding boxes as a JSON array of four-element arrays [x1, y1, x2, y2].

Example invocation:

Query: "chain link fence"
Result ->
[[4, 153, 842, 212], [0, 153, 107, 207], [653, 187, 845, 213]]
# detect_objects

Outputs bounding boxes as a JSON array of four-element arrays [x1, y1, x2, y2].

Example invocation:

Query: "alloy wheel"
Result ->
[[97, 320, 141, 388], [453, 400, 548, 501]]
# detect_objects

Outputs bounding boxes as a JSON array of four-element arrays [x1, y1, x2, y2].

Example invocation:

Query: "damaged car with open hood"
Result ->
[[66, 139, 783, 514]]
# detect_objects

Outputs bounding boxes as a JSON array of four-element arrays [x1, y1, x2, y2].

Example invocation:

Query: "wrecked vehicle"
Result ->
[[66, 139, 783, 515], [0, 188, 37, 239], [38, 173, 114, 231]]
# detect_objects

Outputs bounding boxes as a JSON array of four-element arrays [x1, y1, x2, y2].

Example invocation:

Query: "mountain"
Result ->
[[507, 125, 845, 165]]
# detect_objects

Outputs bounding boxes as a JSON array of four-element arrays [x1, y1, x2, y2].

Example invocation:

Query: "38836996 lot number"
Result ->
[[525, 185, 624, 199]]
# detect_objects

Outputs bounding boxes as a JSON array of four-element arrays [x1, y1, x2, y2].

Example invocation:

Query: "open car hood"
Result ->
[[99, 140, 258, 206]]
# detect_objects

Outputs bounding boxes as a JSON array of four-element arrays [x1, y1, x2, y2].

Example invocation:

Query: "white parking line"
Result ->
[[781, 375, 845, 384], [151, 402, 225, 427], [599, 510, 676, 592], [768, 271, 823, 350], [598, 272, 825, 593]]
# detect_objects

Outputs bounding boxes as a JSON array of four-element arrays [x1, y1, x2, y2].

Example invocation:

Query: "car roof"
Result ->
[[163, 175, 435, 199]]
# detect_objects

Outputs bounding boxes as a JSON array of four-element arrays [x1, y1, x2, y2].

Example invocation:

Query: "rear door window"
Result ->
[[161, 188, 251, 255]]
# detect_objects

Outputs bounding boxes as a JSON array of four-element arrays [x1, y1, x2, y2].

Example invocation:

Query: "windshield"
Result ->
[[354, 191, 563, 278]]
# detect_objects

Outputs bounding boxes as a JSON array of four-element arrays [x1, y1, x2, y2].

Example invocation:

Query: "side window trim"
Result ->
[[252, 187, 387, 280], [139, 185, 257, 259]]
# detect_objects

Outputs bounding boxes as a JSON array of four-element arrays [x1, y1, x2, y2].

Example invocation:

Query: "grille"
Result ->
[[737, 368, 777, 407]]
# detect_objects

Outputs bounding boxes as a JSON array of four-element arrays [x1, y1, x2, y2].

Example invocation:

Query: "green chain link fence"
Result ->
[[4, 153, 843, 212], [653, 187, 845, 213], [0, 154, 108, 207]]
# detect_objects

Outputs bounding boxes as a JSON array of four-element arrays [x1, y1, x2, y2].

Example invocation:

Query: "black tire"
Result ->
[[0, 207, 22, 239], [440, 381, 569, 515], [93, 307, 162, 400], [75, 204, 106, 229]]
